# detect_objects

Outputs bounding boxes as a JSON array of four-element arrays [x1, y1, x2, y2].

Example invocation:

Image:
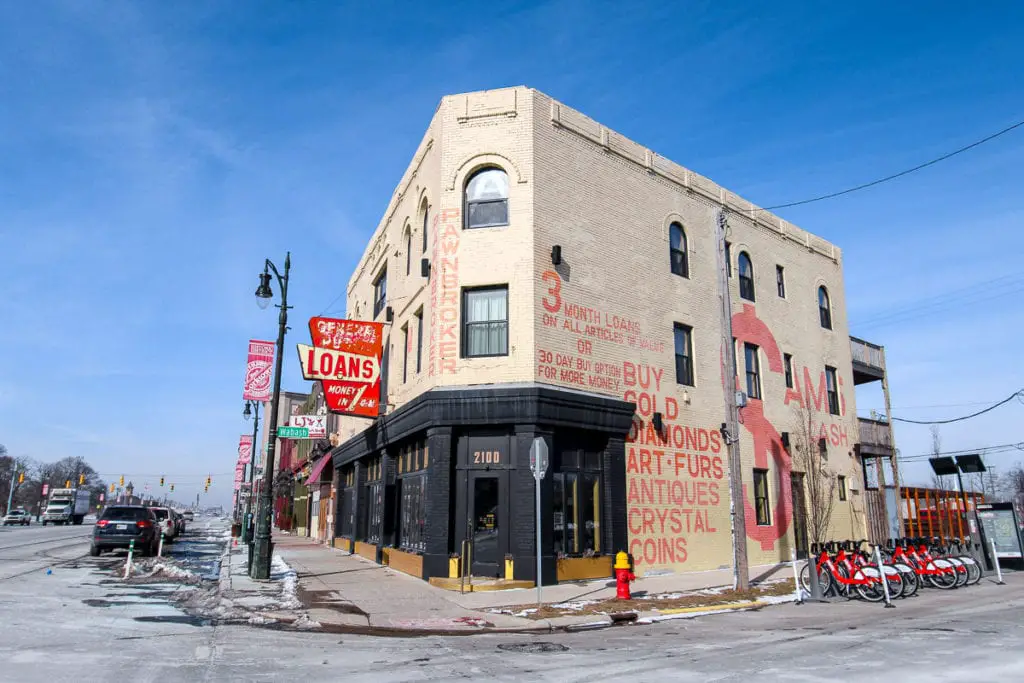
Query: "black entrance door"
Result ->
[[468, 472, 504, 577], [791, 473, 809, 560]]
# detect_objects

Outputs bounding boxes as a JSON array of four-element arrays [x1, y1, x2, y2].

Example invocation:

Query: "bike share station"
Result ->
[[796, 453, 1012, 608]]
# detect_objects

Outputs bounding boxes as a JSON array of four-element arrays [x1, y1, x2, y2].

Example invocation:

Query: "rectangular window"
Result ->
[[365, 481, 383, 545], [784, 353, 794, 389], [753, 469, 770, 526], [401, 323, 409, 383], [776, 265, 786, 298], [462, 286, 508, 358], [373, 267, 388, 319], [825, 365, 840, 415], [399, 473, 427, 552], [725, 241, 733, 277], [673, 323, 694, 386], [552, 446, 602, 557], [552, 472, 602, 556], [414, 308, 423, 373], [838, 475, 847, 501], [744, 343, 761, 400]]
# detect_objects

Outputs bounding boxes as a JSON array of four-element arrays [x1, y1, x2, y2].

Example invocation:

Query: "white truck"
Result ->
[[42, 488, 91, 525]]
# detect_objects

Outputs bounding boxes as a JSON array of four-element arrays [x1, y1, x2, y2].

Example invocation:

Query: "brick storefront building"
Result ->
[[329, 86, 882, 586]]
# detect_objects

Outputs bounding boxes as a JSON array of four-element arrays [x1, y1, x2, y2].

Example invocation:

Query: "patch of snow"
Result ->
[[639, 592, 686, 600], [149, 562, 200, 581], [488, 607, 538, 617], [271, 554, 302, 609], [293, 614, 322, 630], [549, 601, 594, 610], [247, 615, 278, 625]]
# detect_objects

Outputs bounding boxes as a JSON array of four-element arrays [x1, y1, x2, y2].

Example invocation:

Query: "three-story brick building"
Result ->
[[328, 86, 875, 586]]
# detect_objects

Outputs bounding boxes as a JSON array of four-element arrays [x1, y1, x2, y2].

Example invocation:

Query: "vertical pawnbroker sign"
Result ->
[[243, 339, 276, 402], [297, 317, 385, 418], [238, 435, 254, 465]]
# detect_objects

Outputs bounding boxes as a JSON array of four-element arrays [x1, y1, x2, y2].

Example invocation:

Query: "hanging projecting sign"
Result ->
[[243, 339, 275, 402], [297, 317, 385, 418], [289, 414, 327, 438]]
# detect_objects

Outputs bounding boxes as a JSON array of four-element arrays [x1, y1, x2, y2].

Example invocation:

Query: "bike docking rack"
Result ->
[[798, 536, 987, 608]]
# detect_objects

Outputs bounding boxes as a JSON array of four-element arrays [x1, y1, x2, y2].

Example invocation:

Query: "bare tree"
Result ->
[[928, 426, 946, 492], [790, 404, 837, 546]]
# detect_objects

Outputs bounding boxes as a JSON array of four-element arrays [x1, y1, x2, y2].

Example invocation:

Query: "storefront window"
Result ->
[[365, 481, 383, 545], [553, 445, 603, 557], [399, 473, 427, 552]]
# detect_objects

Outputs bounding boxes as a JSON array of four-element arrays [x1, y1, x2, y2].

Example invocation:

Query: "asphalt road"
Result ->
[[0, 517, 94, 580], [1, 520, 1021, 683]]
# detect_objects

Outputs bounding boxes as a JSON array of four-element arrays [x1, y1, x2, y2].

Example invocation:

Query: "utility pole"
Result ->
[[716, 208, 750, 591]]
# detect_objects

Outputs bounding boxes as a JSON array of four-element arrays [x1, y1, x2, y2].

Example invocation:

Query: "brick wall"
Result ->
[[336, 86, 867, 577]]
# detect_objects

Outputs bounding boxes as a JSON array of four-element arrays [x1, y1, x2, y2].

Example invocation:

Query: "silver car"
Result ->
[[3, 509, 31, 526]]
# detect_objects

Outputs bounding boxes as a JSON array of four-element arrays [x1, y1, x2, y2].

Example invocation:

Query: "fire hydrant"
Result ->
[[614, 551, 635, 600]]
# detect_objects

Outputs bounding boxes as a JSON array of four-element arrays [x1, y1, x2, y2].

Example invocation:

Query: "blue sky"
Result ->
[[1, 1, 1022, 506]]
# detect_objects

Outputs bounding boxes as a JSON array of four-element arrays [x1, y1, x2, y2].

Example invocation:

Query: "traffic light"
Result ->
[[160, 476, 165, 487], [18, 472, 24, 484], [79, 473, 85, 485], [65, 480, 71, 488], [206, 475, 212, 487], [110, 482, 115, 493], [119, 475, 125, 486], [169, 484, 175, 492]]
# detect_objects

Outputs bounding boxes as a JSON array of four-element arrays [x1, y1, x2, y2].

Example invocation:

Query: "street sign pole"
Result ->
[[529, 437, 549, 606]]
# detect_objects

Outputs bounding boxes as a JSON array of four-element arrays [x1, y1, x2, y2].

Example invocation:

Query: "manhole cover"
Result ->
[[497, 642, 569, 654]]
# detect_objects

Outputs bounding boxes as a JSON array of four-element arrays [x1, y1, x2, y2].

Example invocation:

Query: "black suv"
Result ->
[[91, 505, 159, 556]]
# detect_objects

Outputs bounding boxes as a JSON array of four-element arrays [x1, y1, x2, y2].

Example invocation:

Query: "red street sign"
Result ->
[[42, 484, 48, 496], [299, 317, 385, 418]]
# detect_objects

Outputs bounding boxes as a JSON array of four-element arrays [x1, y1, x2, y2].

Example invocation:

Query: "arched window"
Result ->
[[405, 227, 412, 275], [464, 167, 509, 229], [818, 286, 832, 330], [421, 198, 429, 253], [669, 222, 688, 278], [738, 252, 755, 301]]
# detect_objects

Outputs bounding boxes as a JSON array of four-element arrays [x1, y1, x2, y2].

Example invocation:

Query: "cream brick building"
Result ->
[[327, 86, 888, 585]]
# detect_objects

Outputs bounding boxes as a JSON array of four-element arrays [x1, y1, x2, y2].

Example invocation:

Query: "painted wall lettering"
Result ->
[[428, 208, 461, 376]]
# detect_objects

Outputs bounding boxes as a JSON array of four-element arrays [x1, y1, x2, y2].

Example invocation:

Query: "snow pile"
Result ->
[[549, 601, 594, 611], [293, 614, 322, 630], [271, 554, 302, 610], [148, 562, 201, 581]]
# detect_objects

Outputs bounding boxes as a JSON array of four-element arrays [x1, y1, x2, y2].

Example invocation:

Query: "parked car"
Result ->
[[182, 510, 194, 522], [172, 510, 186, 535], [91, 506, 159, 556], [3, 509, 31, 526], [147, 506, 177, 541]]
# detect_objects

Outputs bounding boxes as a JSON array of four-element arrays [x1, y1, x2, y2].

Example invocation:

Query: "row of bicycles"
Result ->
[[799, 537, 983, 603]]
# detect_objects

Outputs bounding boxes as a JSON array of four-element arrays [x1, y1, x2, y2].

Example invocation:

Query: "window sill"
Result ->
[[464, 222, 510, 231]]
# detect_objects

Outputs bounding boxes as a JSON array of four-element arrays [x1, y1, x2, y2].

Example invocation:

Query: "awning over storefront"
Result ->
[[307, 453, 332, 484]]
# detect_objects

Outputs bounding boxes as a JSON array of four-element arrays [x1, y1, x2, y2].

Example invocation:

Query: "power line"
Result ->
[[762, 117, 1024, 210], [857, 399, 1009, 412], [891, 389, 1022, 425]]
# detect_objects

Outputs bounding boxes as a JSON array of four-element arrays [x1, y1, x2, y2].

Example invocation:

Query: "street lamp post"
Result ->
[[250, 252, 290, 581], [241, 400, 260, 545]]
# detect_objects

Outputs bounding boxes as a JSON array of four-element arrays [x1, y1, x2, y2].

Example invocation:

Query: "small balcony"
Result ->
[[858, 417, 893, 457], [850, 336, 886, 385]]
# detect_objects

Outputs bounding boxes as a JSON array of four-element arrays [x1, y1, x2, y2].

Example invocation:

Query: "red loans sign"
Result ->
[[298, 317, 384, 418]]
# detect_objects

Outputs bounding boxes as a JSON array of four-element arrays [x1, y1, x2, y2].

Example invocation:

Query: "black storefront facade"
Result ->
[[330, 384, 635, 585]]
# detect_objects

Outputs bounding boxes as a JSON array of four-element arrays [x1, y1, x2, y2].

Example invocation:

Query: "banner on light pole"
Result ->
[[243, 339, 275, 402]]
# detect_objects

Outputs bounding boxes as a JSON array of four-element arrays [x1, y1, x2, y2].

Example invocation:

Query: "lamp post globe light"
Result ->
[[240, 399, 260, 545], [250, 252, 290, 580]]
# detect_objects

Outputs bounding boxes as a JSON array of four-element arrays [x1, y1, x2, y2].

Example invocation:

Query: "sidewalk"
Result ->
[[260, 533, 795, 634]]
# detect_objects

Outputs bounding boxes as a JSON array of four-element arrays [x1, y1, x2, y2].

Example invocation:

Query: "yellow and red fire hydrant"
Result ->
[[614, 551, 635, 600]]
